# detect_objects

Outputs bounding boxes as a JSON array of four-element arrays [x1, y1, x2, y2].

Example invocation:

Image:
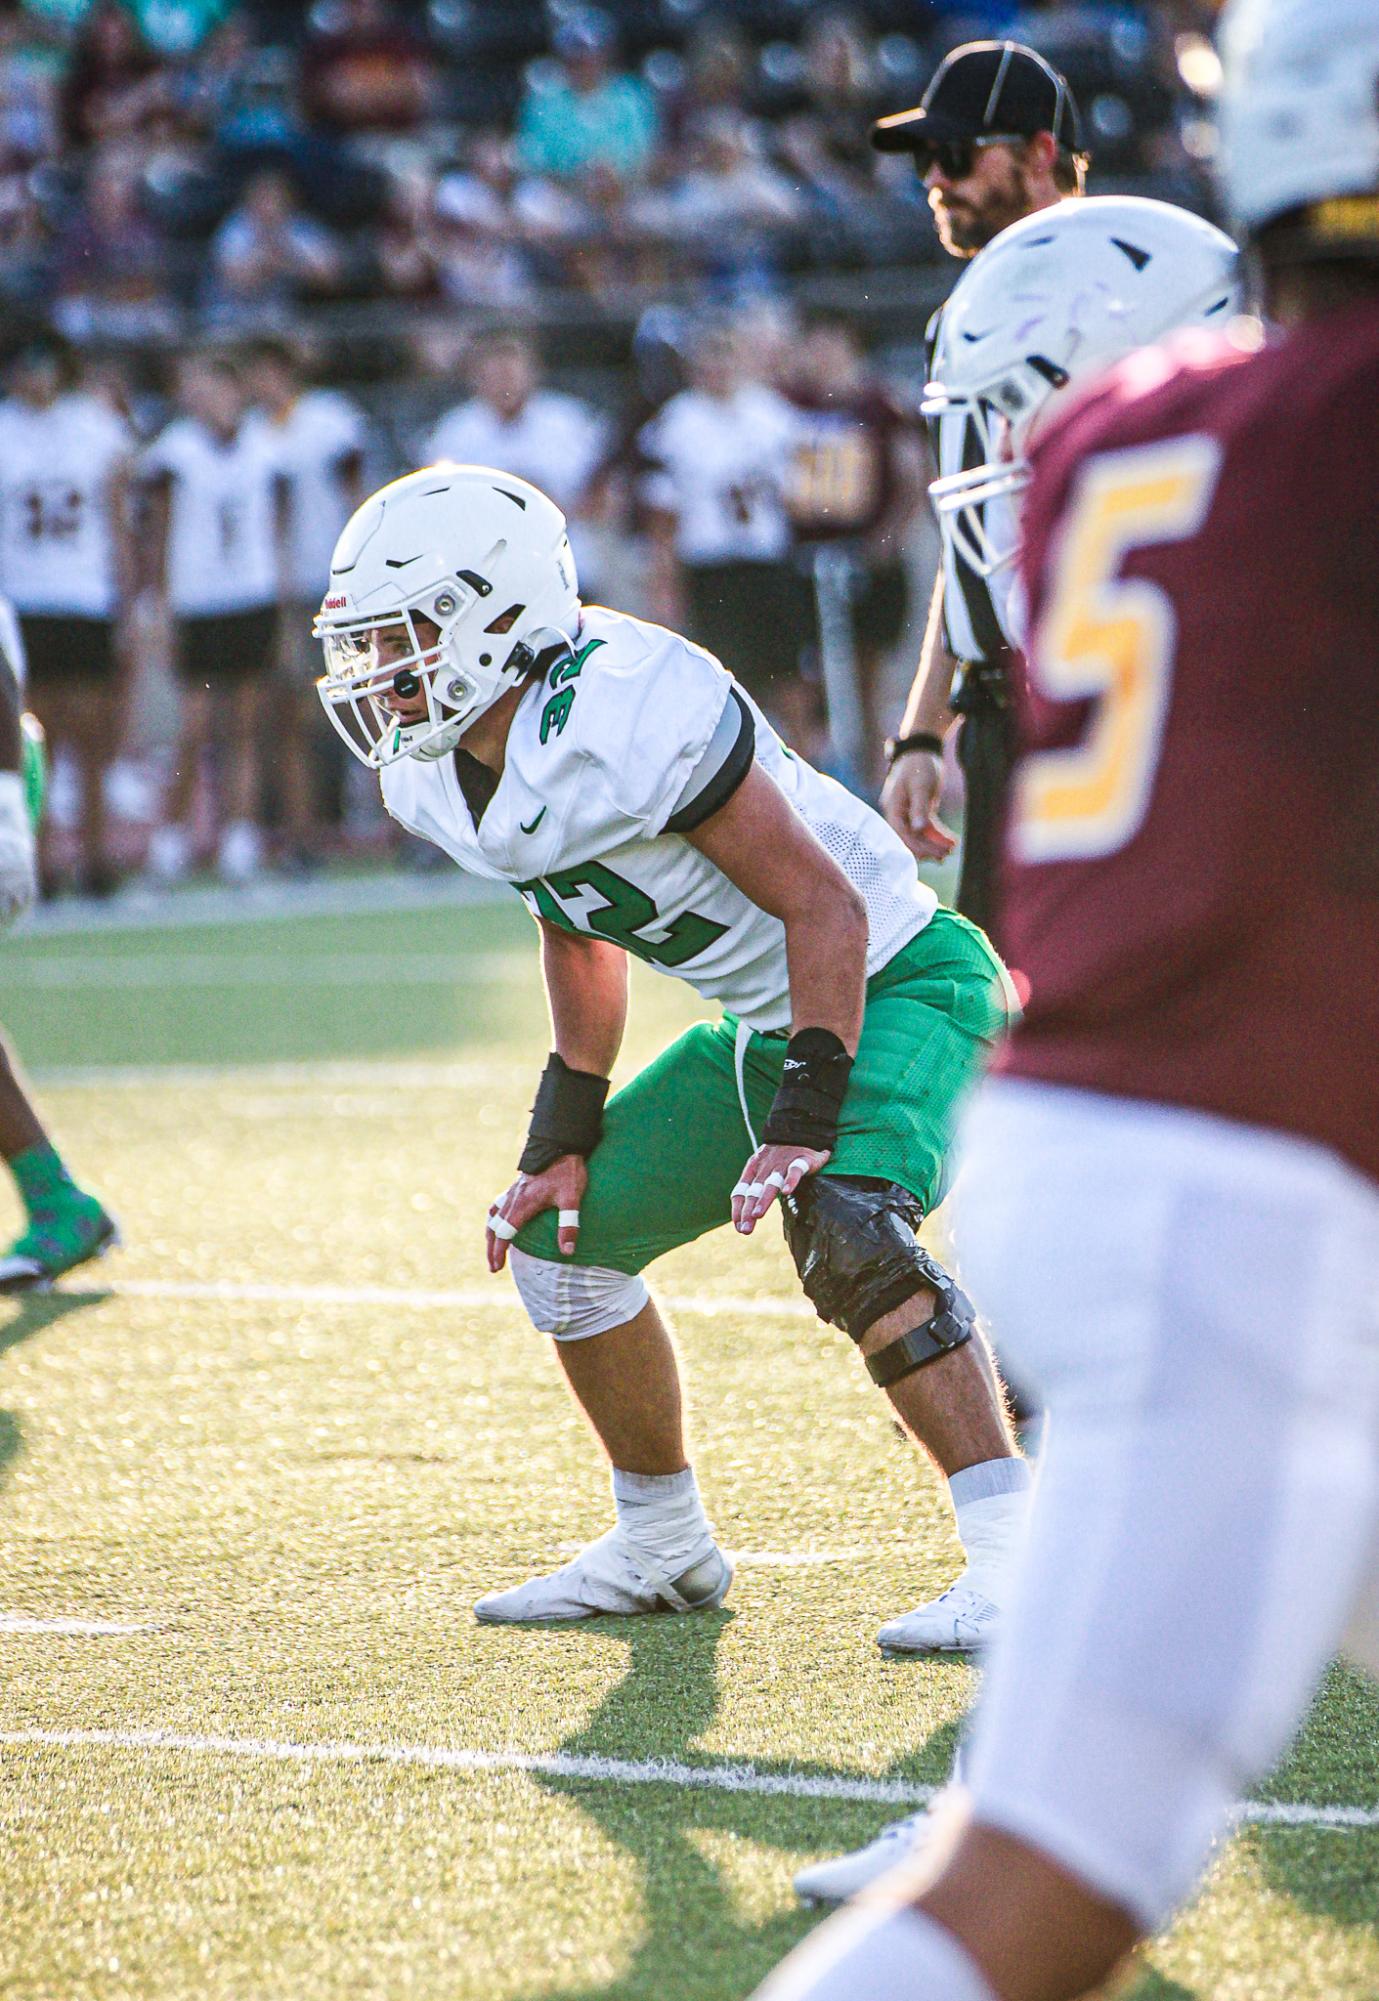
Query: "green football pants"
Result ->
[[516, 906, 1011, 1275]]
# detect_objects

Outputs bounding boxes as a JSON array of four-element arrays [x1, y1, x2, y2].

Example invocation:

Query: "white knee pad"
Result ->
[[509, 1246, 650, 1342]]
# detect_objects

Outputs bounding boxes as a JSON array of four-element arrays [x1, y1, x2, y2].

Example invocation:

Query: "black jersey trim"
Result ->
[[665, 688, 756, 833]]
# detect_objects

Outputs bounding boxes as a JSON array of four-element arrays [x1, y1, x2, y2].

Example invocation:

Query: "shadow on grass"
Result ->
[[0, 1286, 111, 1487], [530, 1611, 964, 2001]]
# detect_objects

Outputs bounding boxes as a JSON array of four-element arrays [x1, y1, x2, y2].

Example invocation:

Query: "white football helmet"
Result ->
[[315, 463, 579, 768], [924, 196, 1242, 582], [1219, 0, 1379, 247]]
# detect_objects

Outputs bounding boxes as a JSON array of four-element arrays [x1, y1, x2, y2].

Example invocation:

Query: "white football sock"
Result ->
[[755, 1904, 997, 2001], [611, 1465, 717, 1575], [949, 1457, 1031, 1597]]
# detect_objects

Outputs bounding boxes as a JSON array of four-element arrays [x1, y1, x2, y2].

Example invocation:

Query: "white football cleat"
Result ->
[[474, 1526, 733, 1624], [877, 1578, 1000, 1656], [793, 1809, 932, 1907]]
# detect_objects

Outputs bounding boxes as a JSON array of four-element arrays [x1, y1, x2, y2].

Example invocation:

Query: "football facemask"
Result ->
[[317, 582, 528, 769]]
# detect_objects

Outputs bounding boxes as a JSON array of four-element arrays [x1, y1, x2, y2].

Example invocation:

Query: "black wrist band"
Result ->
[[885, 731, 945, 767], [518, 1053, 610, 1175], [762, 1028, 854, 1153]]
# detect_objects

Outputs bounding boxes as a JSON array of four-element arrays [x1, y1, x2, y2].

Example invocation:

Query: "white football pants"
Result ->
[[951, 1078, 1379, 1931]]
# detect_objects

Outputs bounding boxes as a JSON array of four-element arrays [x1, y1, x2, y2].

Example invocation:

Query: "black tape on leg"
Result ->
[[781, 1175, 940, 1338], [865, 1291, 975, 1388]]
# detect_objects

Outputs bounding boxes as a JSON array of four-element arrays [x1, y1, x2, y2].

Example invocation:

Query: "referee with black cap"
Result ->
[[873, 41, 1088, 951]]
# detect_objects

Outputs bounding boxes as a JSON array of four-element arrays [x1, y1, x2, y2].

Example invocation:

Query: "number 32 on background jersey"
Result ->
[[1013, 434, 1222, 864]]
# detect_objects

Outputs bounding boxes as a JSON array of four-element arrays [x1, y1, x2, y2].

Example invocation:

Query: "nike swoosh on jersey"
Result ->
[[520, 806, 548, 835]]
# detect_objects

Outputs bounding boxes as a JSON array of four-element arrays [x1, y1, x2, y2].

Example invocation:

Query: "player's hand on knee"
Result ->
[[733, 1143, 829, 1236], [487, 1154, 588, 1271], [881, 750, 956, 863]]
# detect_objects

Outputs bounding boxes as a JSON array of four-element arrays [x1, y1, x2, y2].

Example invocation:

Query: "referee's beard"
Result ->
[[929, 152, 1039, 258]]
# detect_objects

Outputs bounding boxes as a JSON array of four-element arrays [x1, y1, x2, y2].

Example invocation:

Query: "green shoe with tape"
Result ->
[[0, 1191, 120, 1293]]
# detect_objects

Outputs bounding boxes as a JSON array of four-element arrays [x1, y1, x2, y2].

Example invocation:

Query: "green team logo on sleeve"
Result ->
[[540, 636, 605, 744], [518, 862, 728, 970]]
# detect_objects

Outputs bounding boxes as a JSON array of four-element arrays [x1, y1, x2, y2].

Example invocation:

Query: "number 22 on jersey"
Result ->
[[1013, 434, 1221, 864]]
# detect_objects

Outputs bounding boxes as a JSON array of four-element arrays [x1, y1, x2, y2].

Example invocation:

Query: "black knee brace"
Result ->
[[780, 1175, 975, 1386]]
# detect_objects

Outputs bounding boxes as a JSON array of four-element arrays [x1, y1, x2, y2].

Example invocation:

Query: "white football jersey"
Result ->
[[426, 390, 609, 583], [254, 390, 366, 602], [427, 391, 608, 516], [141, 417, 283, 616], [0, 594, 25, 691], [381, 604, 934, 1030], [638, 386, 804, 564], [0, 393, 131, 617]]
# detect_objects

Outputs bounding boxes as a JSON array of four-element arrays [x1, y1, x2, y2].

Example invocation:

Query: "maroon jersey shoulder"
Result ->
[[1003, 305, 1379, 1187]]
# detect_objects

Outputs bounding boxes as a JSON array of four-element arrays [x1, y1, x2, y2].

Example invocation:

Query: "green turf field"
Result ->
[[2, 890, 1376, 2000]]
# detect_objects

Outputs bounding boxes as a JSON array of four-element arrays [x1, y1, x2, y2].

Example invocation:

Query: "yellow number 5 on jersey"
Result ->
[[1014, 434, 1222, 864]]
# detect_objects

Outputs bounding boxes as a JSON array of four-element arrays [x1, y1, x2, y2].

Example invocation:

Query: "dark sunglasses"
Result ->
[[914, 133, 1027, 181]]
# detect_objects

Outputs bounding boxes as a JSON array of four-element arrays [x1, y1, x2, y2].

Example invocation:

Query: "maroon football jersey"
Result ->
[[786, 384, 917, 543], [1001, 303, 1379, 1188]]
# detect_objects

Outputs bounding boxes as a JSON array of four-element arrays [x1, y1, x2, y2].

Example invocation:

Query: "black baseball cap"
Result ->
[[871, 40, 1083, 156]]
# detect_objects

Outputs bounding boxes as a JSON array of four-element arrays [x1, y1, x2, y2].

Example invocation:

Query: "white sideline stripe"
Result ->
[[19, 870, 507, 937], [0, 1729, 1371, 1830], [111, 1278, 813, 1321], [555, 1545, 874, 1568], [5, 953, 515, 990], [0, 1616, 151, 1635], [0, 1728, 938, 1807], [35, 1058, 526, 1090]]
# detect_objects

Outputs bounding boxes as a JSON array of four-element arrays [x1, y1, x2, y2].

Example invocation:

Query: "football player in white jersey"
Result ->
[[0, 332, 136, 896], [787, 194, 1240, 1912], [141, 351, 286, 885], [317, 463, 1031, 1647], [243, 338, 368, 869], [0, 607, 117, 1290]]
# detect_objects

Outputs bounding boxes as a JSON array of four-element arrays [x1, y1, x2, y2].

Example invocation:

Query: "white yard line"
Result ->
[[0, 1728, 1372, 1830], [18, 872, 507, 938], [0, 1617, 152, 1635], [32, 1058, 524, 1089], [112, 1277, 813, 1321], [0, 1727, 937, 1807], [4, 953, 516, 989]]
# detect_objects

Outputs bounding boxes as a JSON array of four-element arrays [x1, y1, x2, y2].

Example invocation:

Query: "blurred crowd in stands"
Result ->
[[0, 0, 1232, 900], [0, 0, 1225, 342]]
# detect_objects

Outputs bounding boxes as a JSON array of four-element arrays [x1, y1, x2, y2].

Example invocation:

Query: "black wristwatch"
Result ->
[[884, 730, 946, 767]]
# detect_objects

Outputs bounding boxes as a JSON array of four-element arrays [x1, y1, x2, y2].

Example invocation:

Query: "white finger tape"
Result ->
[[745, 1181, 768, 1202], [489, 1214, 519, 1242], [731, 1180, 753, 1203], [788, 1157, 813, 1179], [763, 1171, 787, 1193], [557, 1209, 581, 1229]]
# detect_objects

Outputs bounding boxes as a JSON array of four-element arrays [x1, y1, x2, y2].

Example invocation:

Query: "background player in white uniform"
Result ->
[[317, 463, 1031, 1651], [244, 337, 368, 869], [755, 4, 1379, 1998], [141, 351, 285, 885], [0, 331, 135, 896], [0, 607, 116, 1289], [425, 328, 609, 592], [639, 318, 814, 754]]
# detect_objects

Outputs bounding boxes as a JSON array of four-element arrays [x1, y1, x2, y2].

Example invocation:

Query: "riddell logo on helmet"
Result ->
[[323, 595, 348, 610]]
